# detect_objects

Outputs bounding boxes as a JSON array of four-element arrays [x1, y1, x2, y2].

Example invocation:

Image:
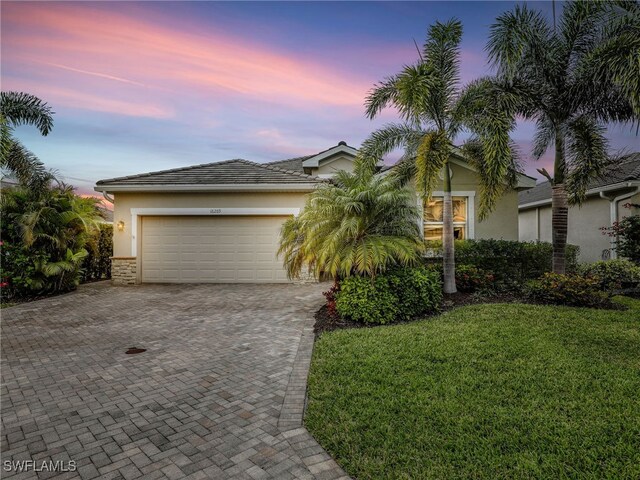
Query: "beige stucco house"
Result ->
[[95, 141, 535, 285], [519, 153, 640, 262]]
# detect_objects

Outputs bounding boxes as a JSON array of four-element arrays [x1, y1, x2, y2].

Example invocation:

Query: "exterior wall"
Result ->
[[112, 191, 309, 257], [111, 257, 137, 285], [475, 190, 519, 240], [519, 208, 538, 241], [408, 162, 521, 241], [519, 196, 612, 262], [618, 191, 640, 219], [314, 155, 355, 176]]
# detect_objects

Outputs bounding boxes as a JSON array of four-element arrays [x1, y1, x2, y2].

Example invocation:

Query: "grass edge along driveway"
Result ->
[[306, 298, 640, 480]]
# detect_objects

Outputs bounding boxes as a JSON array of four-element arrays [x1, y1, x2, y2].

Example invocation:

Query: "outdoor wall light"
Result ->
[[117, 220, 125, 232]]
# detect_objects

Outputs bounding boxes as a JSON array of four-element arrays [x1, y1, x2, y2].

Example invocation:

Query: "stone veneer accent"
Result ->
[[111, 257, 137, 285]]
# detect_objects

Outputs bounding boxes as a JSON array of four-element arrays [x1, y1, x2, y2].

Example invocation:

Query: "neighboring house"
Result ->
[[95, 141, 535, 285], [519, 153, 640, 262], [0, 176, 19, 191]]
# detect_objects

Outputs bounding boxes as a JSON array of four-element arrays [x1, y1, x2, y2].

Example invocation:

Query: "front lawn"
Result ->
[[306, 298, 640, 479]]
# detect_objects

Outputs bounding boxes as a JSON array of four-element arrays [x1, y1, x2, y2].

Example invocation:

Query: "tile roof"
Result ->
[[265, 155, 314, 173], [519, 153, 640, 206], [96, 159, 321, 186]]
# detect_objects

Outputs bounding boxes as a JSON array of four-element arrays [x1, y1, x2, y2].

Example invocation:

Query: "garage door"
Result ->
[[141, 216, 289, 283]]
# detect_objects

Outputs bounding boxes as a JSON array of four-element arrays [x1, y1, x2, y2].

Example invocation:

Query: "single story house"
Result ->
[[95, 141, 535, 285], [518, 153, 640, 262]]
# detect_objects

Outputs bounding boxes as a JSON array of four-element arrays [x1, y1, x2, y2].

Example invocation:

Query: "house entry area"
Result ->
[[140, 215, 290, 283]]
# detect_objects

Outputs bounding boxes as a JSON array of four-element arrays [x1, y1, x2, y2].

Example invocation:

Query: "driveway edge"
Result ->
[[278, 325, 350, 480]]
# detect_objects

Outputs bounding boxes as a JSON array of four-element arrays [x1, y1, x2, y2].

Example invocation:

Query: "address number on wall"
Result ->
[[209, 209, 222, 214]]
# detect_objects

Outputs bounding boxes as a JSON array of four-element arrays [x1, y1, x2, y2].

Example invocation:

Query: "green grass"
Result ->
[[306, 298, 640, 479]]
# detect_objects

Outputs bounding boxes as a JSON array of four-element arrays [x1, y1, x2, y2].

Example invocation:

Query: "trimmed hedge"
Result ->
[[525, 273, 612, 308], [335, 267, 442, 325], [578, 259, 640, 293], [425, 239, 580, 289]]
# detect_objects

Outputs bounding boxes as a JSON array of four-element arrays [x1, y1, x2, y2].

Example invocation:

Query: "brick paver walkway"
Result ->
[[1, 282, 348, 480]]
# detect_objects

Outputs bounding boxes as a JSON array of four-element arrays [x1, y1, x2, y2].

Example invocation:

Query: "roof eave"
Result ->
[[301, 144, 358, 168], [518, 180, 640, 210], [94, 183, 321, 193]]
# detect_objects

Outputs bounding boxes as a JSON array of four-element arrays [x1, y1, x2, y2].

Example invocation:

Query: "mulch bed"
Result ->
[[313, 291, 521, 335], [313, 290, 628, 336]]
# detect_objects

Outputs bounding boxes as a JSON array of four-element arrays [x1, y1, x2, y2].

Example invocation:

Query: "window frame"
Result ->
[[419, 191, 476, 240]]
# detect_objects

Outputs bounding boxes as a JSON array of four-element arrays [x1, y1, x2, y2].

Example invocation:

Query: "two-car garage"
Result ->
[[140, 215, 289, 283]]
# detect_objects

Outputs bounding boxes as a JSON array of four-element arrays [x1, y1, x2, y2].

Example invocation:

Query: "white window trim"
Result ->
[[129, 207, 300, 257], [418, 191, 476, 240]]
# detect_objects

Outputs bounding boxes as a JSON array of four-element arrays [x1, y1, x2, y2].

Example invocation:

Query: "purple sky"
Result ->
[[2, 1, 638, 199]]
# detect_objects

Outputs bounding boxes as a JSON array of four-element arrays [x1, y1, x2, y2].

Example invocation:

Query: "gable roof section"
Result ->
[[519, 153, 640, 208], [301, 141, 358, 168], [95, 159, 322, 192]]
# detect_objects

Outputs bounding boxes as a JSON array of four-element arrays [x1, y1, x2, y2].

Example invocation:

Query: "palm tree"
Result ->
[[1, 91, 55, 190], [357, 19, 520, 293], [1, 183, 103, 294], [278, 169, 424, 280], [486, 0, 639, 273]]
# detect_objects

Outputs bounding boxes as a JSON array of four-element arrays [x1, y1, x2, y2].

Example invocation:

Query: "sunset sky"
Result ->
[[2, 1, 638, 198]]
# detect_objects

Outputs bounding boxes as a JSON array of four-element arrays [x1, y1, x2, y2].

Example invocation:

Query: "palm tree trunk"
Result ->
[[442, 160, 457, 293], [552, 132, 568, 274]]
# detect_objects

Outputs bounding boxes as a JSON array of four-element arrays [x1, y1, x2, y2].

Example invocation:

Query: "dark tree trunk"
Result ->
[[552, 184, 568, 274], [552, 131, 568, 274], [442, 160, 457, 293]]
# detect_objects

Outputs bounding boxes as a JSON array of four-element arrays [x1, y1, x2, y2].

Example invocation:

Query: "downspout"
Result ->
[[600, 186, 640, 259], [102, 192, 114, 204]]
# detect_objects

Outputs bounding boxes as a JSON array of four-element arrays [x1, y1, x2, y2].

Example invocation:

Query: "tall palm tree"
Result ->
[[278, 169, 424, 280], [1, 91, 54, 190], [357, 19, 520, 293], [486, 0, 639, 273]]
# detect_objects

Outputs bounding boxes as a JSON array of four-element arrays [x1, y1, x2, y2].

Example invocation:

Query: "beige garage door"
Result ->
[[141, 216, 289, 283]]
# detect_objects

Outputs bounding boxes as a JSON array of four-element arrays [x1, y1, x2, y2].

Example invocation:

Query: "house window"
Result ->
[[424, 196, 468, 241]]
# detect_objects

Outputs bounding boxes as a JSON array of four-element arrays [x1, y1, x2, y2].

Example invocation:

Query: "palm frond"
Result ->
[[1, 91, 54, 135], [355, 123, 424, 176], [565, 115, 612, 205]]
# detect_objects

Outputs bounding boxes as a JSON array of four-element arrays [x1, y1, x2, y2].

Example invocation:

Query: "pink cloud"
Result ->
[[1, 2, 371, 116]]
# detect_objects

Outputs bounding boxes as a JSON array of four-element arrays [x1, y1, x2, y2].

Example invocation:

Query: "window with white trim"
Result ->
[[424, 196, 468, 241]]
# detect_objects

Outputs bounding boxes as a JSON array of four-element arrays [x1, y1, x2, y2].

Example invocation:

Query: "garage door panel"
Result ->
[[141, 216, 289, 283]]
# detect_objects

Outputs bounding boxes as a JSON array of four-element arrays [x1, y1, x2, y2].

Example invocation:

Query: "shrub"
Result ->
[[525, 273, 611, 308], [81, 223, 113, 282], [335, 267, 442, 325], [425, 239, 580, 289], [602, 204, 640, 264], [335, 275, 398, 325], [323, 282, 340, 317], [579, 259, 640, 293], [455, 264, 494, 293], [387, 267, 442, 320], [0, 185, 102, 300]]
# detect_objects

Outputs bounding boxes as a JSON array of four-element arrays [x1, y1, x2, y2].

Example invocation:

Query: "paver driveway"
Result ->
[[1, 282, 347, 480]]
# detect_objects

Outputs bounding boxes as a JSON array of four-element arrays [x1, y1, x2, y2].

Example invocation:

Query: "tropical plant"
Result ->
[[357, 19, 521, 293], [278, 170, 424, 280], [1, 91, 54, 190], [486, 1, 639, 273], [602, 203, 640, 264], [0, 184, 103, 298]]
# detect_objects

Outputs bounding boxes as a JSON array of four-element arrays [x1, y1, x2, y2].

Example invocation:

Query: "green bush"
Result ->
[[425, 239, 580, 289], [387, 267, 442, 320], [1, 185, 102, 300], [81, 223, 113, 282], [335, 267, 442, 325], [335, 275, 398, 325], [602, 205, 640, 264], [455, 264, 494, 293], [578, 259, 640, 293], [525, 273, 611, 308]]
